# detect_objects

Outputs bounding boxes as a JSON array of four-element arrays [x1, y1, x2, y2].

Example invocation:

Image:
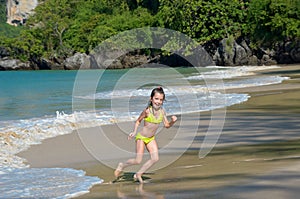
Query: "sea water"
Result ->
[[0, 65, 288, 198]]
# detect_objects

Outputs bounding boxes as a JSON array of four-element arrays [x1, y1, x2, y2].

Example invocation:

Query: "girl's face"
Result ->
[[151, 92, 164, 110]]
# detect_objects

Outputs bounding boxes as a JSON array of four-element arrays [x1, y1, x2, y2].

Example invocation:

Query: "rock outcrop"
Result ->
[[0, 58, 31, 70], [0, 37, 299, 70], [63, 52, 91, 70], [212, 38, 300, 66], [6, 0, 38, 26], [213, 38, 261, 66]]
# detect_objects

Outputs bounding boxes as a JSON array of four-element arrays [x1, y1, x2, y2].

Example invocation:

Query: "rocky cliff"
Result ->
[[6, 0, 38, 26], [1, 38, 299, 70]]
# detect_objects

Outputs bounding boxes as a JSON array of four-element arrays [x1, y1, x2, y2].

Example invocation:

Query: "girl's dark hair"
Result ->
[[148, 86, 165, 107]]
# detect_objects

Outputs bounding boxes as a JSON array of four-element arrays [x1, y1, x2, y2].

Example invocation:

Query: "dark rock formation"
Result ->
[[0, 47, 10, 58], [0, 37, 299, 70], [212, 38, 300, 66], [29, 57, 64, 70], [213, 37, 261, 66], [275, 41, 300, 64]]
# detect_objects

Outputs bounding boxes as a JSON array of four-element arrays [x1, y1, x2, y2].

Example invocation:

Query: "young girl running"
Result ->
[[114, 87, 177, 183]]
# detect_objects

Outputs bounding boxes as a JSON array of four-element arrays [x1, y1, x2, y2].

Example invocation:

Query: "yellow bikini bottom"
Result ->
[[135, 132, 155, 145]]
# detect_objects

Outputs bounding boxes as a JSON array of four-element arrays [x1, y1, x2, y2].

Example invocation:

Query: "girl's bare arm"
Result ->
[[128, 109, 147, 139], [162, 109, 177, 128]]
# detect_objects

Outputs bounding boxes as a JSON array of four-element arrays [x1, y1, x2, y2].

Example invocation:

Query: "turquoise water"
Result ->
[[0, 68, 201, 120], [0, 67, 215, 121], [0, 66, 289, 198], [0, 70, 76, 120]]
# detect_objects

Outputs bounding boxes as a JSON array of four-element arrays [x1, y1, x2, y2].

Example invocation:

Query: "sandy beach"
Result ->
[[18, 64, 300, 199]]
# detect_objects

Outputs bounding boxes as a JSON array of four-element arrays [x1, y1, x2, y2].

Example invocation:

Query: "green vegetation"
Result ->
[[0, 0, 23, 38], [0, 0, 299, 62], [247, 0, 300, 46], [156, 0, 248, 43], [0, 0, 6, 23]]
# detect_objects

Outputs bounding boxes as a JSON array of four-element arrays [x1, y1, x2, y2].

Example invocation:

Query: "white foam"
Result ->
[[0, 167, 103, 199], [76, 88, 162, 100], [199, 76, 290, 91], [187, 65, 281, 80], [0, 112, 111, 168]]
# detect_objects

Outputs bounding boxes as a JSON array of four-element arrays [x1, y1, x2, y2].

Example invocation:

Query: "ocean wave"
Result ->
[[186, 65, 281, 80], [0, 111, 111, 168], [0, 167, 102, 199]]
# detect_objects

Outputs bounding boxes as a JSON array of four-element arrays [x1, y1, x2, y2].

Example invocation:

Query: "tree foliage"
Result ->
[[247, 0, 300, 46], [0, 0, 299, 62], [156, 0, 248, 43], [0, 0, 6, 23]]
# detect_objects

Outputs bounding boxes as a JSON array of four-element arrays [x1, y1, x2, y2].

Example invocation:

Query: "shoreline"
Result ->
[[18, 64, 300, 198]]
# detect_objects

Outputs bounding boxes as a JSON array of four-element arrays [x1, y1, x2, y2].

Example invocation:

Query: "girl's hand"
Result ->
[[128, 132, 135, 140], [171, 115, 177, 122]]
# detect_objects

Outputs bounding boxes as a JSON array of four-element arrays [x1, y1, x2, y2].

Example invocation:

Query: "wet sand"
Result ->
[[18, 64, 300, 199]]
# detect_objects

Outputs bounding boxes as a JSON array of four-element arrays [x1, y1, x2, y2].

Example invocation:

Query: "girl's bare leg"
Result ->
[[135, 140, 159, 183], [114, 140, 145, 177]]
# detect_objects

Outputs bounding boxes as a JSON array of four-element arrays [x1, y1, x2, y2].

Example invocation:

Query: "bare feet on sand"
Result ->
[[134, 173, 143, 183], [114, 163, 123, 177]]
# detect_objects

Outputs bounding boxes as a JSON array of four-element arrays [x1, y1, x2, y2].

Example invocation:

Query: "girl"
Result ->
[[114, 87, 177, 183]]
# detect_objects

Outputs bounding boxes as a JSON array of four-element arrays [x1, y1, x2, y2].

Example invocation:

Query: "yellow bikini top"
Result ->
[[144, 107, 163, 124]]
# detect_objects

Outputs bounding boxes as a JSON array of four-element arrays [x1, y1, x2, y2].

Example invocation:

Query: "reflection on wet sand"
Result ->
[[117, 183, 164, 199]]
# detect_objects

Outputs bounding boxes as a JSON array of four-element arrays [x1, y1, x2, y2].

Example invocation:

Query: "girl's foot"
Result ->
[[133, 173, 143, 184], [114, 163, 123, 177]]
